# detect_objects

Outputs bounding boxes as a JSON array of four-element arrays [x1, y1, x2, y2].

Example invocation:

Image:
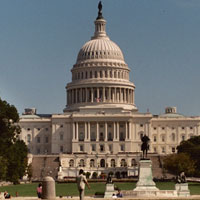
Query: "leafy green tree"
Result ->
[[0, 98, 28, 183], [27, 164, 33, 181], [163, 153, 196, 176], [177, 136, 200, 176]]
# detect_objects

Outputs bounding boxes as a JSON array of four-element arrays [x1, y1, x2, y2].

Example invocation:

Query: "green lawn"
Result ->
[[0, 182, 200, 197]]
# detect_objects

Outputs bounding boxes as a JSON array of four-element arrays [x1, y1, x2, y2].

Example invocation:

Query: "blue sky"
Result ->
[[0, 0, 200, 116]]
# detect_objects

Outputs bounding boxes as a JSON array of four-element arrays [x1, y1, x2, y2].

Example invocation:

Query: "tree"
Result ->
[[0, 98, 28, 183], [163, 153, 196, 176], [177, 136, 200, 176]]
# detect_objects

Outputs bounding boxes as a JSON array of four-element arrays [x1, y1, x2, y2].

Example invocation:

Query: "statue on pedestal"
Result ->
[[141, 135, 150, 159]]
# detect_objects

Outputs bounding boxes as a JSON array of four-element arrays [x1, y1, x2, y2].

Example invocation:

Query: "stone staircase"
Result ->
[[31, 155, 60, 181]]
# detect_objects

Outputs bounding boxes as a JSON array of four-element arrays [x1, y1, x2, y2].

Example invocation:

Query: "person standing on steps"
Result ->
[[76, 169, 90, 200]]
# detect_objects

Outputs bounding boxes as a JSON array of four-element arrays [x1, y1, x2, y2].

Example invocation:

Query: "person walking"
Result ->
[[76, 169, 90, 200], [37, 183, 42, 198]]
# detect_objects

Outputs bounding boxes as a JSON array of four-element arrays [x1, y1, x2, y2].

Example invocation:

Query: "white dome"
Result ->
[[76, 38, 125, 63]]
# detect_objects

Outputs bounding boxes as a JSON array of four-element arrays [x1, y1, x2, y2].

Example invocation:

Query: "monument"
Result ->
[[104, 174, 115, 198], [133, 135, 159, 195]]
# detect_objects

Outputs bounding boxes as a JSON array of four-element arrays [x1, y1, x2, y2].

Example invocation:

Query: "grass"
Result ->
[[0, 182, 200, 197]]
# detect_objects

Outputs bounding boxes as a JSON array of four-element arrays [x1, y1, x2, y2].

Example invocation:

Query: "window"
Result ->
[[91, 144, 96, 151], [162, 147, 165, 153], [109, 144, 112, 152], [46, 128, 48, 131], [100, 159, 105, 167], [60, 124, 63, 128], [60, 146, 63, 153], [95, 71, 97, 78], [108, 124, 112, 128], [45, 137, 48, 143], [182, 127, 185, 130], [99, 132, 104, 141], [37, 128, 40, 131], [111, 159, 115, 167], [108, 132, 112, 141], [120, 132, 125, 141], [69, 159, 74, 167], [27, 134, 31, 143], [60, 133, 63, 141], [190, 127, 193, 130], [140, 124, 143, 127], [100, 124, 104, 128], [162, 127, 165, 130], [153, 136, 156, 142], [90, 159, 95, 167], [154, 147, 157, 153], [80, 145, 84, 152], [120, 124, 124, 128], [79, 132, 84, 141], [79, 159, 85, 167], [27, 128, 30, 131], [131, 159, 137, 167], [120, 144, 125, 151], [182, 135, 185, 141], [100, 71, 102, 78], [172, 147, 176, 153], [100, 144, 104, 152], [37, 137, 40, 143], [153, 127, 156, 130], [120, 159, 127, 167], [161, 135, 165, 142]]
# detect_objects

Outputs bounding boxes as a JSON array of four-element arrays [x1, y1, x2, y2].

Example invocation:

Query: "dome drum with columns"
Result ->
[[64, 6, 137, 112]]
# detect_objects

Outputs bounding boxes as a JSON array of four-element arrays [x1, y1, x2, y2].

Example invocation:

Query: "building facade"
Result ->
[[19, 6, 200, 178]]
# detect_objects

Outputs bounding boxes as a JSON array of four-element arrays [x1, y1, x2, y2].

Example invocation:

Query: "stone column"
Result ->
[[96, 122, 99, 141], [72, 123, 76, 141], [108, 87, 111, 102], [85, 122, 88, 140], [112, 88, 115, 102], [125, 122, 128, 140], [105, 122, 108, 141], [113, 122, 116, 140], [129, 122, 132, 140], [120, 88, 122, 103], [114, 88, 117, 103], [117, 122, 119, 140], [103, 87, 105, 102], [76, 122, 79, 141], [88, 122, 91, 141], [91, 88, 94, 103]]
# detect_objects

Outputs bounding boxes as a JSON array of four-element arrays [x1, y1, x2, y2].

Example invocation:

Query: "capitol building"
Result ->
[[19, 4, 200, 179]]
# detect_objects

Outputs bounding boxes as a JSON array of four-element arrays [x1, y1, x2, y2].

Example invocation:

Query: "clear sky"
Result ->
[[0, 0, 200, 116]]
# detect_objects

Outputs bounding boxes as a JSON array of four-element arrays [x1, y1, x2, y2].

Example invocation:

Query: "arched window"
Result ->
[[111, 159, 115, 167], [120, 159, 127, 167], [90, 159, 95, 167], [79, 159, 85, 167], [99, 132, 104, 141], [69, 159, 74, 167], [131, 159, 137, 167], [100, 159, 105, 167]]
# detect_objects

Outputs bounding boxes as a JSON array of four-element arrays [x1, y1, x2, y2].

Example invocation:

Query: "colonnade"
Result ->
[[72, 121, 131, 142], [72, 68, 129, 81], [67, 87, 134, 105]]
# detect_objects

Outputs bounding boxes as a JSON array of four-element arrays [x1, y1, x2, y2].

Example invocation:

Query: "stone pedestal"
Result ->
[[175, 183, 190, 197], [104, 183, 115, 198], [42, 176, 56, 200], [134, 159, 159, 192]]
